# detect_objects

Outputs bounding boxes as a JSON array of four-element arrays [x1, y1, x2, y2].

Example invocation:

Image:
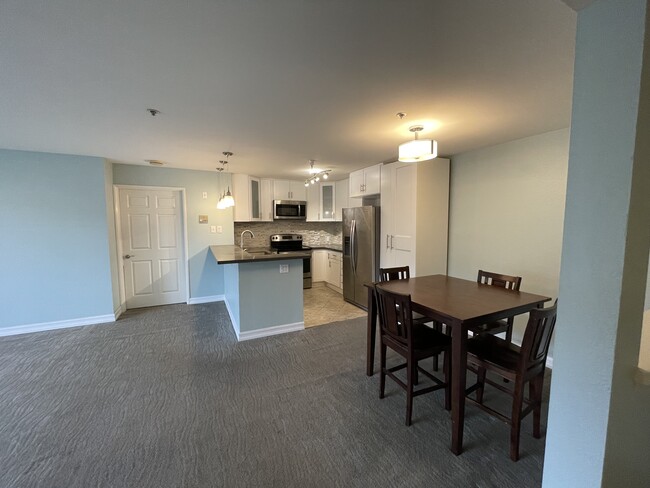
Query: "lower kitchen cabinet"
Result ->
[[312, 250, 343, 292], [326, 251, 342, 291], [312, 250, 328, 282]]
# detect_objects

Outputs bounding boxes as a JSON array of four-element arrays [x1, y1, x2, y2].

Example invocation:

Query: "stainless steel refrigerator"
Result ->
[[343, 206, 380, 309]]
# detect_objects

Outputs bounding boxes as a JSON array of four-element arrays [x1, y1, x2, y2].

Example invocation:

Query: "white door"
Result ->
[[119, 188, 186, 309]]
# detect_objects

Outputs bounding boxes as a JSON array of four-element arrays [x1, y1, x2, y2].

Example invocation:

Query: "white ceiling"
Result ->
[[0, 0, 577, 180]]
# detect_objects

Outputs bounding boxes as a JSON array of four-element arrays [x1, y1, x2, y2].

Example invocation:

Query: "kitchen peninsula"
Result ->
[[210, 245, 309, 341]]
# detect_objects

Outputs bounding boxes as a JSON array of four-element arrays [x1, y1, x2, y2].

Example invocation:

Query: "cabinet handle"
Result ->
[[386, 234, 390, 249], [390, 235, 394, 249]]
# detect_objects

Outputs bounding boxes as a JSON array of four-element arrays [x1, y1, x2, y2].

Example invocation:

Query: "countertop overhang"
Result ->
[[210, 245, 311, 264]]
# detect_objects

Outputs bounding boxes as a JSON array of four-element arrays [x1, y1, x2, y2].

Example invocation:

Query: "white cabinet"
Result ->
[[380, 158, 450, 276], [349, 164, 382, 198], [326, 251, 343, 291], [260, 178, 274, 221], [232, 174, 262, 222], [306, 183, 320, 221], [334, 179, 353, 221], [320, 183, 335, 221], [306, 182, 337, 221], [274, 180, 307, 201], [312, 250, 328, 282]]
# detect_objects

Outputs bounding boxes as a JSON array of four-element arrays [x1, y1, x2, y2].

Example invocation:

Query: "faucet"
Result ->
[[240, 229, 255, 249]]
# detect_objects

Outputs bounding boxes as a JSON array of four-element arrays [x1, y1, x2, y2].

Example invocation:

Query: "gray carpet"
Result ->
[[0, 303, 548, 487]]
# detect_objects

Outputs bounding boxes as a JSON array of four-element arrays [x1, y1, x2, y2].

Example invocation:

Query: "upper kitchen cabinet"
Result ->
[[320, 183, 335, 221], [306, 181, 335, 221], [232, 174, 262, 222], [274, 180, 307, 201], [349, 163, 381, 198], [307, 178, 354, 221], [380, 158, 450, 276], [260, 178, 274, 221]]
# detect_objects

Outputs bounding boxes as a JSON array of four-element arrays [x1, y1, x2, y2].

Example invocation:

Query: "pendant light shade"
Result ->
[[216, 151, 236, 209], [221, 188, 235, 208], [398, 126, 438, 163]]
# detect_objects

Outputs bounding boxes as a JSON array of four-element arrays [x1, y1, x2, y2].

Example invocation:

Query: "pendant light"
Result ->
[[216, 151, 235, 209], [398, 125, 438, 163]]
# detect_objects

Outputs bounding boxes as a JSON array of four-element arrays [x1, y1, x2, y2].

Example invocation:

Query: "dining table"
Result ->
[[365, 274, 551, 455]]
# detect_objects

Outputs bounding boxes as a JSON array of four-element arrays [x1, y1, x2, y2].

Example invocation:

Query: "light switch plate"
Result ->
[[210, 225, 216, 233], [216, 226, 223, 233], [202, 192, 208, 199], [279, 264, 289, 274]]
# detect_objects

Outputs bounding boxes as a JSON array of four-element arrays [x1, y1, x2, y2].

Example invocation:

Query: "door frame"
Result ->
[[113, 185, 190, 311]]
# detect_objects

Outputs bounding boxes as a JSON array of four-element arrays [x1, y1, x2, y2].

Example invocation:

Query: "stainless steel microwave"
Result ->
[[273, 200, 307, 220]]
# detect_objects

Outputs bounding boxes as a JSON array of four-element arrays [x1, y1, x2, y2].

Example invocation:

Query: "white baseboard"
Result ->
[[114, 304, 124, 320], [237, 321, 304, 342], [0, 314, 117, 337], [223, 297, 239, 337], [187, 295, 225, 305]]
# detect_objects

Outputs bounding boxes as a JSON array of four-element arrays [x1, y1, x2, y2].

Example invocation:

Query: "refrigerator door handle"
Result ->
[[351, 219, 357, 276]]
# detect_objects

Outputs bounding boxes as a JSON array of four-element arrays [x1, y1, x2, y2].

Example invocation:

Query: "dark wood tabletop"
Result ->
[[365, 274, 551, 455]]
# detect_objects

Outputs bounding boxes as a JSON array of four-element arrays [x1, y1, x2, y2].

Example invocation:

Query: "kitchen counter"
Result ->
[[310, 244, 342, 252], [210, 245, 311, 264]]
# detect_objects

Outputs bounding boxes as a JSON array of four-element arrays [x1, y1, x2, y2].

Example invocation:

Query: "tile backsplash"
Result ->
[[234, 221, 342, 248]]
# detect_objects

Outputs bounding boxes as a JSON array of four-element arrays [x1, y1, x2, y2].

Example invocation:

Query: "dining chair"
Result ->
[[374, 284, 451, 426], [380, 266, 443, 372], [471, 270, 523, 344], [465, 300, 557, 461]]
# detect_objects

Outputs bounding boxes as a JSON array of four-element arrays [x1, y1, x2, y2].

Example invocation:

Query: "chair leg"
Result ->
[[379, 343, 387, 399], [443, 351, 451, 411], [406, 357, 414, 426], [505, 321, 513, 344], [510, 379, 525, 462], [432, 321, 441, 372], [476, 367, 486, 404], [532, 373, 544, 439], [414, 361, 419, 385]]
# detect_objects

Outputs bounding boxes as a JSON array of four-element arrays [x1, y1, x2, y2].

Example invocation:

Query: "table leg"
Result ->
[[450, 320, 467, 455], [366, 286, 377, 376]]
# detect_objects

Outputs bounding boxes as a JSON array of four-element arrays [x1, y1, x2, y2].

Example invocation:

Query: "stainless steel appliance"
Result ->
[[273, 200, 307, 220], [343, 206, 380, 309], [269, 234, 312, 289]]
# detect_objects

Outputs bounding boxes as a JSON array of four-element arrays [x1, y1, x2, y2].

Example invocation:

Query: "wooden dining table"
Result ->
[[365, 274, 551, 455]]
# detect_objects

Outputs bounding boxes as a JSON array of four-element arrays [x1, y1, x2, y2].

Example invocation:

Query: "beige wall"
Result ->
[[448, 128, 569, 347]]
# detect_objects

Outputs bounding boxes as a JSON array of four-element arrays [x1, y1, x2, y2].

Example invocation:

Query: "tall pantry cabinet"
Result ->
[[380, 158, 450, 276]]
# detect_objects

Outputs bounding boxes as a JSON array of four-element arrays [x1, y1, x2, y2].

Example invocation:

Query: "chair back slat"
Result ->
[[477, 269, 522, 291], [380, 266, 410, 282], [520, 300, 558, 370], [374, 285, 413, 346]]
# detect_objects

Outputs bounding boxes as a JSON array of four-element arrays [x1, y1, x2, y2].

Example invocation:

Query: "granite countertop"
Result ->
[[210, 245, 311, 264], [310, 244, 343, 252]]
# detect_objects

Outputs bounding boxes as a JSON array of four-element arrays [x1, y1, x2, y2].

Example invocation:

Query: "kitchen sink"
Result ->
[[244, 249, 274, 255]]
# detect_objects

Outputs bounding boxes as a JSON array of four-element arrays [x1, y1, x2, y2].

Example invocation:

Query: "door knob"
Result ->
[[123, 254, 135, 259]]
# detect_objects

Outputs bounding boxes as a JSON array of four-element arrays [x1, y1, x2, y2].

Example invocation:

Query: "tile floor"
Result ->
[[303, 283, 366, 327]]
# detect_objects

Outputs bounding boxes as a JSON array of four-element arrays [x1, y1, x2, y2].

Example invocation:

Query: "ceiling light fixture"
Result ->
[[216, 151, 235, 209], [398, 125, 438, 163], [304, 160, 330, 187], [147, 108, 161, 116]]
